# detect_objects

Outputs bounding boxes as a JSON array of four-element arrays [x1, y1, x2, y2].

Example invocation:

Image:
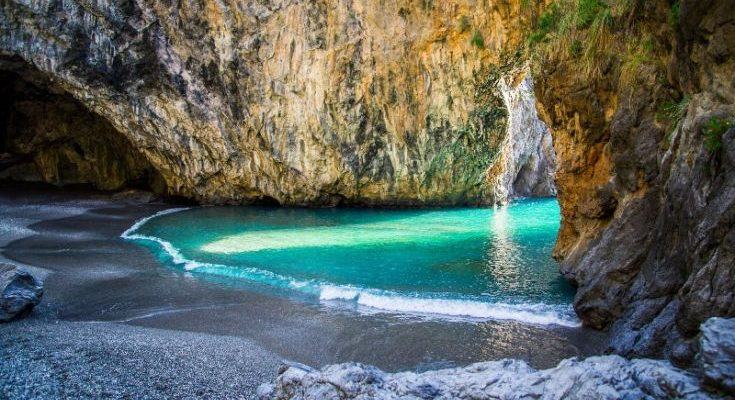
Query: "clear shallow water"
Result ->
[[123, 198, 579, 326]]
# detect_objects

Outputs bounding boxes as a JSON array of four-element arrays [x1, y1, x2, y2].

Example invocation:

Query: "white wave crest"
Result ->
[[121, 207, 190, 239], [319, 285, 360, 301], [121, 208, 204, 269], [319, 286, 580, 327]]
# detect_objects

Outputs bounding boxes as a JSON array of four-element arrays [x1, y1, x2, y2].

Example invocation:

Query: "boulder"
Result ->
[[0, 263, 43, 322]]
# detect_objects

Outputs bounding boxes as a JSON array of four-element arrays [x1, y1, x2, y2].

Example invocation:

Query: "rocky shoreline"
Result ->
[[0, 0, 734, 396], [260, 318, 735, 399]]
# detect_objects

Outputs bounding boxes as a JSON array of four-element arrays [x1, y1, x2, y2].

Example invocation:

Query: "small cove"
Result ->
[[123, 198, 578, 327]]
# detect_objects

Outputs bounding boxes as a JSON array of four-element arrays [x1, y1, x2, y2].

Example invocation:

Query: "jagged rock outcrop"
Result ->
[[0, 263, 43, 322], [532, 0, 735, 362], [259, 358, 705, 400], [0, 0, 551, 206], [258, 317, 735, 399]]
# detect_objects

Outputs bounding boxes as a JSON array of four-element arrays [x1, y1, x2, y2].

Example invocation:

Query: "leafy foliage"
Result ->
[[471, 30, 485, 49], [526, 0, 671, 81], [576, 0, 608, 28], [527, 3, 560, 45], [703, 116, 733, 153], [669, 0, 680, 28], [656, 96, 689, 130]]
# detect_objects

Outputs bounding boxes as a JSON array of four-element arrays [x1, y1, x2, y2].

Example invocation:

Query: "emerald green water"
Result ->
[[123, 198, 579, 326]]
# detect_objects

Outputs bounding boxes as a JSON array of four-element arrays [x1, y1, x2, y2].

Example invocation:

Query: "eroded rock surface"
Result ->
[[494, 72, 556, 203], [0, 263, 43, 322], [259, 358, 707, 400], [1, 0, 733, 367]]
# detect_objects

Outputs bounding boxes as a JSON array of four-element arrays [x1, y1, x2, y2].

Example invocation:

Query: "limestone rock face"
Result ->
[[533, 0, 735, 361], [0, 0, 547, 206], [0, 263, 43, 322]]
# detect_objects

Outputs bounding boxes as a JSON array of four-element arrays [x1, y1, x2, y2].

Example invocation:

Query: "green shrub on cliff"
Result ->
[[620, 36, 654, 85], [471, 31, 485, 49], [703, 116, 733, 152], [656, 96, 689, 129], [576, 0, 608, 28], [527, 3, 560, 45], [656, 96, 689, 130], [669, 0, 681, 28], [527, 0, 666, 80], [656, 96, 690, 147]]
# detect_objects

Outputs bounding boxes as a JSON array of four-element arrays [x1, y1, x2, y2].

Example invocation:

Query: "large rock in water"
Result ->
[[0, 263, 43, 322], [258, 318, 735, 399]]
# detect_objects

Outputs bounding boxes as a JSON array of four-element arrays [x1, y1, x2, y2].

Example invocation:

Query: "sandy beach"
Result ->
[[0, 183, 606, 399]]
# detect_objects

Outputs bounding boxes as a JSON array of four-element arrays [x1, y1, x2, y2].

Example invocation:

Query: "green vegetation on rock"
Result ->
[[471, 30, 485, 49], [703, 116, 733, 153], [656, 96, 689, 133], [422, 63, 508, 200]]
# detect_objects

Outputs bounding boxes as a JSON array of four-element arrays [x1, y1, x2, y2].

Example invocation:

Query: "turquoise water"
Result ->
[[123, 198, 578, 326]]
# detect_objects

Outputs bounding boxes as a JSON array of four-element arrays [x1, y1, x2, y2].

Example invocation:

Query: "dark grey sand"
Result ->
[[0, 183, 607, 399]]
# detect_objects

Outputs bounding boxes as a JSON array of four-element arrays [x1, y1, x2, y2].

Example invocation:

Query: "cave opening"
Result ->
[[0, 57, 166, 194]]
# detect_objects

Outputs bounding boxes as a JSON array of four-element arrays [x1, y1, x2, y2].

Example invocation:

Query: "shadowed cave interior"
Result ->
[[0, 57, 165, 194]]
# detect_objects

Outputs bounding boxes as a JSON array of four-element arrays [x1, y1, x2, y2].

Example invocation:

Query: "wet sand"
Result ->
[[0, 183, 607, 398]]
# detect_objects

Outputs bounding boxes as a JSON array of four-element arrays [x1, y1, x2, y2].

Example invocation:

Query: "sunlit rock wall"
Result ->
[[0, 0, 549, 206], [494, 71, 556, 204]]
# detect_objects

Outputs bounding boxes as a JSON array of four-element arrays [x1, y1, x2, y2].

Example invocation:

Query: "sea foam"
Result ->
[[121, 208, 204, 270], [319, 285, 581, 327]]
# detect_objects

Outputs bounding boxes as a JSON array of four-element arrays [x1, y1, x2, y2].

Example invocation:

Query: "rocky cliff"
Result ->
[[0, 0, 553, 205], [531, 0, 735, 363]]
